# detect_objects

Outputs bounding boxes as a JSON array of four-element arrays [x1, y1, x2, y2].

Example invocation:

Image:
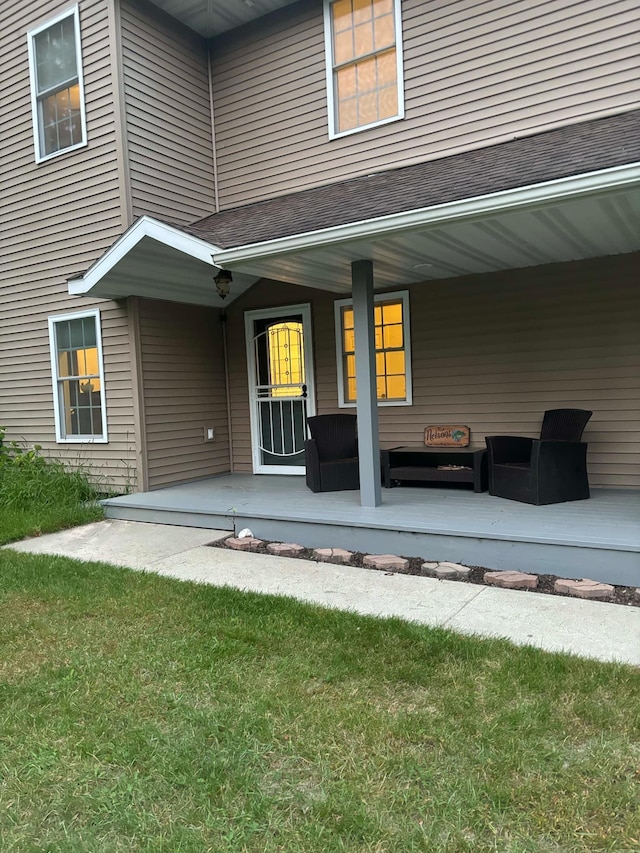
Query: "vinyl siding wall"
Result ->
[[0, 0, 137, 490], [226, 253, 640, 489], [119, 0, 216, 223], [211, 0, 640, 208], [137, 299, 230, 489]]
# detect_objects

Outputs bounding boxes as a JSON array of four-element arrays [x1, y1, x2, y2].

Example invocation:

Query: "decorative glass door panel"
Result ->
[[245, 305, 315, 474]]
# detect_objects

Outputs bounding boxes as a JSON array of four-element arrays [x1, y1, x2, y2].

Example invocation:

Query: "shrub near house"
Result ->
[[0, 427, 102, 542]]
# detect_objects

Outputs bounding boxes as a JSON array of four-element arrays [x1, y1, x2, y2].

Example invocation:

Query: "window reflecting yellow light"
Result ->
[[383, 323, 402, 348], [382, 302, 401, 323], [341, 299, 406, 402], [267, 322, 305, 397], [58, 346, 100, 391]]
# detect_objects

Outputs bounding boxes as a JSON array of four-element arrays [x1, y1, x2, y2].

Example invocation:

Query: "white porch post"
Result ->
[[351, 259, 382, 507]]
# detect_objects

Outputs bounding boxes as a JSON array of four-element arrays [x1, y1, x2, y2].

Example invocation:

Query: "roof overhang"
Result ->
[[210, 163, 640, 291], [147, 0, 299, 38], [69, 164, 640, 307], [68, 216, 260, 307]]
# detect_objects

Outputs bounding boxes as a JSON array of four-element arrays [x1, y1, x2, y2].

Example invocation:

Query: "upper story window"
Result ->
[[334, 291, 412, 407], [27, 6, 87, 163], [48, 310, 108, 443], [324, 0, 404, 139]]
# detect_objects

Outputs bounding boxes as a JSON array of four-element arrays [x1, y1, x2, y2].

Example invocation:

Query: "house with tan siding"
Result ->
[[1, 0, 639, 581]]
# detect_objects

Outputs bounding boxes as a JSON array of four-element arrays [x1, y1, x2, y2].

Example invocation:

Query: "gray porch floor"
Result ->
[[103, 475, 640, 586]]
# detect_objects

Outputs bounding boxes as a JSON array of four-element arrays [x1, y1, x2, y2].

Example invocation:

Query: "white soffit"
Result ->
[[212, 165, 640, 291], [67, 216, 258, 307], [147, 0, 298, 37]]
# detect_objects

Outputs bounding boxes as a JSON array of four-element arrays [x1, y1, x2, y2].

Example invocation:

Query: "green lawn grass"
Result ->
[[1, 545, 639, 852], [0, 503, 103, 546]]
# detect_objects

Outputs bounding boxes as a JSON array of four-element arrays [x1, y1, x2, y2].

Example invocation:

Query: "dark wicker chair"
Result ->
[[486, 409, 592, 505], [305, 414, 359, 493]]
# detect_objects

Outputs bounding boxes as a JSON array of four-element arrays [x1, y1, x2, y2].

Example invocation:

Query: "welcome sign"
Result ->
[[424, 425, 470, 447]]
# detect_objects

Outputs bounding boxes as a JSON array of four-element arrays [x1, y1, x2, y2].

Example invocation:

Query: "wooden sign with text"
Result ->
[[424, 425, 470, 447]]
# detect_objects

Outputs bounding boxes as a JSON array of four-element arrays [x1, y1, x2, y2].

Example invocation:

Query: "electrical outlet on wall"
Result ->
[[204, 427, 215, 442]]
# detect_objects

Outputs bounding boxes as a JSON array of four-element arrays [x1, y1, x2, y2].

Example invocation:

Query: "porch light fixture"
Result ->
[[214, 268, 233, 299]]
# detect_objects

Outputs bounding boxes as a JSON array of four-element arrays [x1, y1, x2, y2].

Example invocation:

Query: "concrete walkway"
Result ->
[[5, 519, 640, 667]]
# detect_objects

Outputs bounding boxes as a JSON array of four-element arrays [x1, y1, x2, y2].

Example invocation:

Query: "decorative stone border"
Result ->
[[214, 536, 640, 608]]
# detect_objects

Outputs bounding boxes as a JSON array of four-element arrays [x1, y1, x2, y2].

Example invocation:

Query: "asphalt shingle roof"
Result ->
[[182, 109, 640, 249]]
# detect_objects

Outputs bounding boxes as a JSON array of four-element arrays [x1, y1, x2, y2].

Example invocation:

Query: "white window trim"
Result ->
[[323, 0, 405, 140], [48, 308, 108, 444], [27, 5, 88, 164], [334, 289, 412, 408]]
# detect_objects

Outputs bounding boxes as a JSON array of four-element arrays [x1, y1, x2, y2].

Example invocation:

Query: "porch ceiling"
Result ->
[[147, 0, 298, 37], [212, 183, 640, 292]]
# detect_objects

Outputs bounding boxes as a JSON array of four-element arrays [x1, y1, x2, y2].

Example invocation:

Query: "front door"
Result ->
[[245, 304, 315, 474]]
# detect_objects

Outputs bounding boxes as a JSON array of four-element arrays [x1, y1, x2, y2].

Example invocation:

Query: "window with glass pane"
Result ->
[[267, 322, 305, 397], [339, 296, 409, 403], [327, 0, 403, 135], [49, 312, 106, 441], [28, 8, 86, 160]]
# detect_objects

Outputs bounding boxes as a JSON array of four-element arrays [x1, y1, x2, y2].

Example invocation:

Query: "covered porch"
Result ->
[[102, 475, 640, 587], [68, 118, 640, 498], [69, 112, 640, 582]]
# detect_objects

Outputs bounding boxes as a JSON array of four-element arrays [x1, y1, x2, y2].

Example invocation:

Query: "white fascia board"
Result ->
[[68, 216, 222, 294], [213, 163, 640, 267]]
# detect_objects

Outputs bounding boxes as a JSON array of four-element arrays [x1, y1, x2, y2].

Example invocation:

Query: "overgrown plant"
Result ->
[[0, 427, 99, 510]]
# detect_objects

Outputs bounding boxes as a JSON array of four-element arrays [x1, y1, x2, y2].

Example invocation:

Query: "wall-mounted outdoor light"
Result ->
[[214, 268, 233, 299]]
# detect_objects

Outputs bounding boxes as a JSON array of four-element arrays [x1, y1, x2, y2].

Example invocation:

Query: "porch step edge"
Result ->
[[101, 498, 640, 552], [234, 516, 640, 588], [103, 503, 234, 531]]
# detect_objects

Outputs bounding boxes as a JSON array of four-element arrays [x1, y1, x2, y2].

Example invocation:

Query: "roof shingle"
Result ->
[[182, 109, 640, 249]]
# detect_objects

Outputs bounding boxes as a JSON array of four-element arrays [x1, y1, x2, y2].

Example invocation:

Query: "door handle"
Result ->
[[302, 384, 307, 399]]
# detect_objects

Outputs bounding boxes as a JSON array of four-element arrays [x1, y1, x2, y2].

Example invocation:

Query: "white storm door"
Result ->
[[245, 304, 316, 475]]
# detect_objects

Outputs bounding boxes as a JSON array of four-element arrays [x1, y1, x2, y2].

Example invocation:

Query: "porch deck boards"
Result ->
[[103, 476, 640, 586]]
